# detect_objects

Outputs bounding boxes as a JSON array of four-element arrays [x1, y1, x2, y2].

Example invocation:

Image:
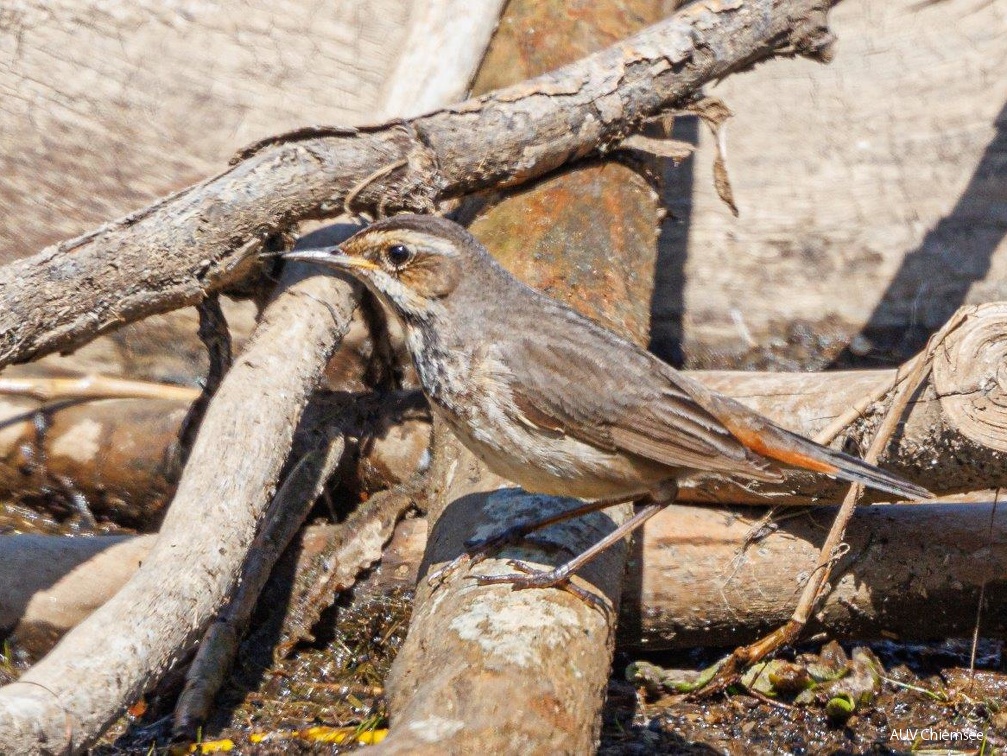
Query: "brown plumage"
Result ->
[[285, 214, 929, 592]]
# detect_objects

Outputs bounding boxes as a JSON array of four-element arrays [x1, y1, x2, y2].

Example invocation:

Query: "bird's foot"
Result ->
[[426, 525, 561, 589], [425, 539, 509, 589], [473, 559, 608, 611], [429, 519, 560, 587]]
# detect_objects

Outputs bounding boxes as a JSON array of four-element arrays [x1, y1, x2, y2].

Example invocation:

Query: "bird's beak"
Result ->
[[282, 246, 380, 272]]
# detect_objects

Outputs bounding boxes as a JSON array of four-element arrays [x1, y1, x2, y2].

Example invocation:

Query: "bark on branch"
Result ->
[[0, 0, 836, 369]]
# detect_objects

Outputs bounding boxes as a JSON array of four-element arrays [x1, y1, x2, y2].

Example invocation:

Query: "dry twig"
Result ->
[[709, 309, 972, 689]]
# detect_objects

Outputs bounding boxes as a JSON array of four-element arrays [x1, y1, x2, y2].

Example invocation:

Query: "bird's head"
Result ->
[[284, 215, 474, 322]]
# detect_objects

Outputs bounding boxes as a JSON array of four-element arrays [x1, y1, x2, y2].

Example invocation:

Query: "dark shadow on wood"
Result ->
[[649, 115, 699, 368], [831, 101, 1007, 367]]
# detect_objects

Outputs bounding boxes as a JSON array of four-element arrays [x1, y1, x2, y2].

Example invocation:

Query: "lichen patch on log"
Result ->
[[447, 590, 584, 670], [402, 715, 465, 743]]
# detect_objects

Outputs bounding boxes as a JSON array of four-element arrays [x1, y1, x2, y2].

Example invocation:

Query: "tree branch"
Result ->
[[0, 0, 836, 368], [0, 266, 358, 753]]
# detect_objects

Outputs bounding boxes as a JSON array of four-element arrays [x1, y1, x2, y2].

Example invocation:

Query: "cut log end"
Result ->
[[933, 303, 1007, 453]]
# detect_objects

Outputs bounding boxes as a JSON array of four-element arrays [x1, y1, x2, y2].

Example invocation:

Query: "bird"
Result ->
[[284, 214, 929, 596]]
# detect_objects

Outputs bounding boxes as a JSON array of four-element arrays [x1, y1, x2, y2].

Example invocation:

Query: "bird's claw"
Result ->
[[426, 552, 472, 588], [428, 524, 560, 589], [425, 536, 512, 589], [473, 558, 550, 586], [472, 560, 608, 611], [433, 526, 610, 611]]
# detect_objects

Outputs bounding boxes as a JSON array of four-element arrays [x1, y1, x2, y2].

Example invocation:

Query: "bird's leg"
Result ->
[[465, 493, 639, 553], [427, 492, 641, 587], [477, 503, 663, 589], [474, 482, 677, 597]]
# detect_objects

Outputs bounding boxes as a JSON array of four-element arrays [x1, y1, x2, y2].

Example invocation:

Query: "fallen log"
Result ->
[[0, 383, 429, 528], [0, 264, 359, 753], [372, 1, 672, 751], [7, 492, 1004, 657], [0, 396, 188, 527], [623, 496, 1007, 648], [379, 456, 638, 756]]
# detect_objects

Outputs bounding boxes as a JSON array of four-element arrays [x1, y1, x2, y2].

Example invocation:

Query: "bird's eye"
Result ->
[[385, 244, 412, 267]]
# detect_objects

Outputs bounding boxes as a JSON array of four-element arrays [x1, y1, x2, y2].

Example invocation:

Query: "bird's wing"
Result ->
[[493, 306, 928, 501], [496, 321, 781, 481]]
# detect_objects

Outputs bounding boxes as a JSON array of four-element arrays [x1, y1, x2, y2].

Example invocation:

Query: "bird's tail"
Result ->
[[707, 394, 931, 501]]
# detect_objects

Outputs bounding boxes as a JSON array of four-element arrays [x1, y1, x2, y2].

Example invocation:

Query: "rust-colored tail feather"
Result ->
[[710, 395, 931, 501]]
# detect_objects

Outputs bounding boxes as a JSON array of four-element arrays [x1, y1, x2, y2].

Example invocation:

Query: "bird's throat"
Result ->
[[405, 321, 454, 405]]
